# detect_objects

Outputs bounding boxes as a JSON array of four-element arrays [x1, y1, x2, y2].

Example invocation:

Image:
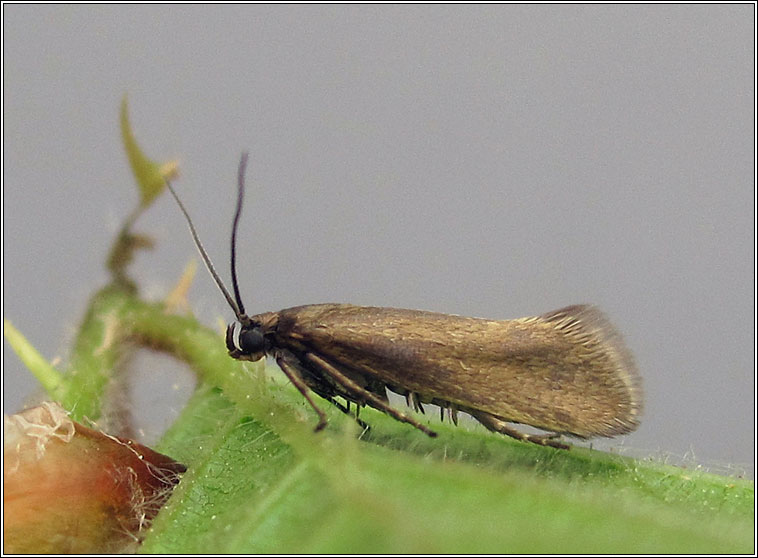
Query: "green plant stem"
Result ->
[[4, 319, 67, 401], [58, 285, 133, 421]]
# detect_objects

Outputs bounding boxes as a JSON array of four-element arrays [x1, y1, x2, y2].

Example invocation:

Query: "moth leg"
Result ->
[[327, 397, 371, 432], [405, 391, 425, 414], [470, 411, 569, 450], [304, 353, 438, 438], [449, 406, 459, 426], [276, 356, 329, 432]]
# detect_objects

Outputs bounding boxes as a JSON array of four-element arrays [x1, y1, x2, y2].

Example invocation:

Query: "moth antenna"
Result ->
[[230, 152, 249, 317], [165, 176, 246, 322]]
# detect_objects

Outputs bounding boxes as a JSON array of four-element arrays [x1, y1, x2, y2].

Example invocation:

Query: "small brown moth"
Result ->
[[168, 154, 641, 449]]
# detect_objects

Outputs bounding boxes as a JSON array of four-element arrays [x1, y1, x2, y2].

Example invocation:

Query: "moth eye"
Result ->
[[238, 328, 265, 354]]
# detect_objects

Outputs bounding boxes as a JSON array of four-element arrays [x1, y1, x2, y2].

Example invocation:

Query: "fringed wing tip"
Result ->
[[541, 304, 643, 436]]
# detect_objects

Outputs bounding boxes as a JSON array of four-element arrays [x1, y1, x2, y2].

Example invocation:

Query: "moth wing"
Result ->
[[275, 304, 641, 438]]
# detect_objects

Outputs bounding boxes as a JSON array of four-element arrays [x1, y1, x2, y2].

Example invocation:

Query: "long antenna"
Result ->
[[230, 152, 249, 317], [165, 173, 246, 322]]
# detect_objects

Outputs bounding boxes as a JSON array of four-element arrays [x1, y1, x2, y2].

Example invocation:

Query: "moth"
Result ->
[[167, 154, 641, 449]]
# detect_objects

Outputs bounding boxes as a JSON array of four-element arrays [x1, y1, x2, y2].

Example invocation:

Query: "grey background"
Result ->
[[3, 5, 754, 477]]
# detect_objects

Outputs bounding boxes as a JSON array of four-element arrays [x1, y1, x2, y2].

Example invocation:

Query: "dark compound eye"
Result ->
[[237, 327, 266, 354], [226, 323, 266, 355]]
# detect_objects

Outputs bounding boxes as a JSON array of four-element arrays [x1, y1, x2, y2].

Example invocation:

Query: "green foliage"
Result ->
[[119, 95, 168, 209], [4, 319, 67, 402], [144, 374, 753, 553]]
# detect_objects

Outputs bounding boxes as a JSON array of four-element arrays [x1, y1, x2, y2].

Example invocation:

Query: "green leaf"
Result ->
[[141, 385, 753, 554], [120, 95, 168, 209], [4, 319, 67, 401]]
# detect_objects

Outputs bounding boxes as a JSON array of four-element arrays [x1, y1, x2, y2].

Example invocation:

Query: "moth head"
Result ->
[[226, 321, 267, 361]]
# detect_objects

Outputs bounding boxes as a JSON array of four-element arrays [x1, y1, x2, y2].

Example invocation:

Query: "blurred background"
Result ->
[[4, 5, 754, 476]]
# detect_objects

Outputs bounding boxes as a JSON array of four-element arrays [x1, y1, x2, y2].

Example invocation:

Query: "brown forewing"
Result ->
[[270, 303, 641, 439]]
